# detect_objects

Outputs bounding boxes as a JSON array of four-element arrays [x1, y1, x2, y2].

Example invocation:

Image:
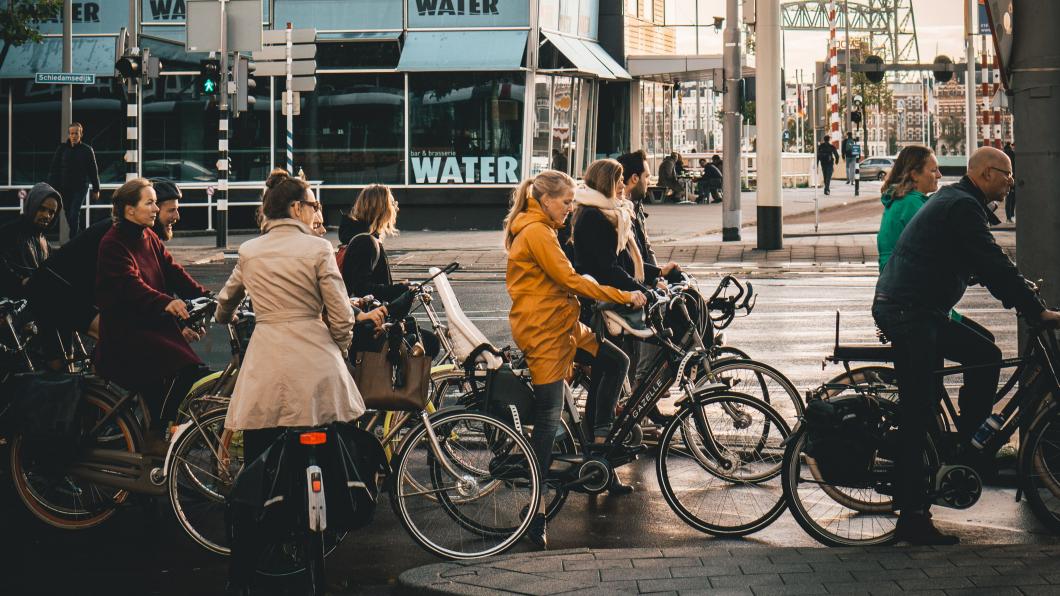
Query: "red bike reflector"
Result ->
[[311, 479, 322, 493], [300, 432, 327, 445]]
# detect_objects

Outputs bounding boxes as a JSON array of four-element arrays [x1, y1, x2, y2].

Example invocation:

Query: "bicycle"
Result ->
[[389, 287, 794, 560], [781, 283, 1060, 547]]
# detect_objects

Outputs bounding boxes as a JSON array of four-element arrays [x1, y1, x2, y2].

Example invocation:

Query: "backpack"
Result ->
[[802, 391, 885, 485], [335, 232, 380, 272]]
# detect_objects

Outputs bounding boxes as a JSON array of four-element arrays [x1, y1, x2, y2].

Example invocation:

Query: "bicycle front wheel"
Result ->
[[704, 359, 804, 431], [169, 408, 240, 554], [656, 391, 790, 536], [1022, 394, 1060, 533], [390, 410, 539, 560]]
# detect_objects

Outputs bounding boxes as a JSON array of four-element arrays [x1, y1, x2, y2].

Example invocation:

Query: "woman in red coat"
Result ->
[[95, 178, 210, 426]]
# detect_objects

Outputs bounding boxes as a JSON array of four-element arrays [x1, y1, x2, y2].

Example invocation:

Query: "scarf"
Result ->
[[571, 186, 645, 282]]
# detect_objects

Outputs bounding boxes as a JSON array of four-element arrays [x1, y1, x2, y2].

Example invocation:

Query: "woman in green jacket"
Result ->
[[877, 145, 942, 270]]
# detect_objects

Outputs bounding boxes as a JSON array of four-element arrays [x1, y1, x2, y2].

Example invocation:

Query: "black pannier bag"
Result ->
[[802, 391, 884, 485], [483, 363, 536, 429], [5, 372, 85, 463]]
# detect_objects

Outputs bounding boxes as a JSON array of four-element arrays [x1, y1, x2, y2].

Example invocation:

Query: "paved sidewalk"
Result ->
[[398, 544, 1060, 595]]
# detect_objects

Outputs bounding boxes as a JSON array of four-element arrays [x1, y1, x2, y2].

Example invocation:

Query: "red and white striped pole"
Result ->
[[827, 1, 841, 147]]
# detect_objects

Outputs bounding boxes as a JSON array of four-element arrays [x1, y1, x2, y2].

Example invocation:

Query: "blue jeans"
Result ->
[[530, 380, 568, 486]]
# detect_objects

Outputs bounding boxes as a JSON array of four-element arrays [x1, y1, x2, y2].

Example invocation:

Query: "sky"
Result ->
[[667, 0, 971, 79]]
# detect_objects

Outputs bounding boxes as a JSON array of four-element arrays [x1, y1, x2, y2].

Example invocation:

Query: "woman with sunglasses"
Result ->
[[216, 170, 385, 593], [339, 184, 408, 302]]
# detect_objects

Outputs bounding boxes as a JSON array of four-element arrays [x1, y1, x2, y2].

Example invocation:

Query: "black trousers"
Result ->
[[136, 363, 213, 426], [574, 339, 630, 439], [821, 164, 834, 193], [872, 303, 1001, 511], [1005, 189, 1016, 221], [61, 186, 88, 236], [229, 427, 285, 588]]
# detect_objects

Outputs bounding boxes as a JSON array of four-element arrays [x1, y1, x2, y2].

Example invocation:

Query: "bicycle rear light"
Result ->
[[300, 432, 327, 445]]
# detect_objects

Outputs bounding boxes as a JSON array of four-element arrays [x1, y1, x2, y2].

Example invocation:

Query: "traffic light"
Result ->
[[115, 51, 142, 80], [232, 55, 257, 114], [864, 55, 885, 84], [933, 55, 954, 84], [199, 58, 220, 96], [851, 110, 862, 125]]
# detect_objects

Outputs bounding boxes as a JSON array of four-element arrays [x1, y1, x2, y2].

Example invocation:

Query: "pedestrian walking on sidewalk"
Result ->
[[817, 135, 840, 195], [842, 132, 856, 184], [48, 122, 100, 237], [503, 169, 645, 548]]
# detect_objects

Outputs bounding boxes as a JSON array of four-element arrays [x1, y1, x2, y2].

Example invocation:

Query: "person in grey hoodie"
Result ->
[[0, 183, 61, 298]]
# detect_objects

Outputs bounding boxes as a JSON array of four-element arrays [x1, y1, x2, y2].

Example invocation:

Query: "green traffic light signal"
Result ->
[[199, 58, 220, 96]]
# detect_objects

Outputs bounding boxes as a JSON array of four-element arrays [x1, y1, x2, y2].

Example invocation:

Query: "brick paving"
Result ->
[[397, 544, 1060, 595]]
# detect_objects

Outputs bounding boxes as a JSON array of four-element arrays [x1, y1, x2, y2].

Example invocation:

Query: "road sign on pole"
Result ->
[[35, 72, 95, 85]]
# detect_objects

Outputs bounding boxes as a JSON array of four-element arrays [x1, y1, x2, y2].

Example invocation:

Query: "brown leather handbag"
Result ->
[[349, 342, 431, 412]]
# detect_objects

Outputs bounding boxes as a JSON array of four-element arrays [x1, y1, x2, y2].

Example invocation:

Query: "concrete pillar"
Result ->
[[721, 0, 742, 241], [755, 0, 782, 249], [1012, 0, 1060, 314]]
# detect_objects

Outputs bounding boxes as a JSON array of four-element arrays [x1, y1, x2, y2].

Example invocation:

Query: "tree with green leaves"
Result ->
[[0, 1, 63, 72]]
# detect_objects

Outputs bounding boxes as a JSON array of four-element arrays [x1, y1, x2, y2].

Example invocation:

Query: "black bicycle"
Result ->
[[782, 283, 1060, 546]]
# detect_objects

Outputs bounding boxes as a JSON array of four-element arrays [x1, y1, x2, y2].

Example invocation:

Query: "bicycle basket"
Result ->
[[484, 364, 536, 429], [802, 391, 884, 485]]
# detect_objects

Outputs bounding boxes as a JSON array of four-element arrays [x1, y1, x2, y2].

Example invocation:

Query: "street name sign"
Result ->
[[35, 73, 96, 85]]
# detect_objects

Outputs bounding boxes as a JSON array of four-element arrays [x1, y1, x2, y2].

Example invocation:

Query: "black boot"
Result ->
[[526, 513, 547, 549], [894, 511, 959, 545], [608, 477, 634, 496]]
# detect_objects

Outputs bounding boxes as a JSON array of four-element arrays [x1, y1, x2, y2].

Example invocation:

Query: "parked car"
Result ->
[[859, 156, 896, 182]]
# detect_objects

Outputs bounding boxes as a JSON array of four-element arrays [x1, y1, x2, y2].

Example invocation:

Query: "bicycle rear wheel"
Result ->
[[390, 410, 539, 560], [10, 388, 140, 529], [656, 391, 789, 536], [781, 429, 900, 547]]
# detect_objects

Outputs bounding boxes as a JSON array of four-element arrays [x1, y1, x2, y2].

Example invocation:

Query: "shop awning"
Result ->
[[626, 54, 755, 83], [0, 37, 117, 78], [318, 32, 401, 42], [397, 31, 528, 72], [542, 32, 631, 80]]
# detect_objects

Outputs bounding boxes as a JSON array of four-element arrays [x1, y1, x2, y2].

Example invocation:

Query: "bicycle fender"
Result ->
[[188, 371, 226, 396], [162, 419, 196, 474], [674, 383, 731, 409]]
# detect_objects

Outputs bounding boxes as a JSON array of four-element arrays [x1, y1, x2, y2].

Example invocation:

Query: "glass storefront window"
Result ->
[[74, 82, 125, 184], [141, 75, 219, 183], [229, 77, 272, 184], [531, 75, 552, 175], [0, 91, 8, 185], [12, 83, 61, 185], [540, 0, 560, 31], [550, 76, 574, 175], [288, 74, 405, 185], [567, 78, 583, 176], [317, 41, 400, 69], [408, 72, 524, 185], [596, 82, 629, 159]]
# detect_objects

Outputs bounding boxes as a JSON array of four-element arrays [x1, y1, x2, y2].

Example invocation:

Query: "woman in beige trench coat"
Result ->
[[217, 170, 387, 593]]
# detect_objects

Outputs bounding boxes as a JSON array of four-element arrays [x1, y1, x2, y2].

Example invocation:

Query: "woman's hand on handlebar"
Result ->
[[629, 291, 648, 308], [166, 299, 190, 320], [356, 305, 389, 330], [182, 327, 203, 343]]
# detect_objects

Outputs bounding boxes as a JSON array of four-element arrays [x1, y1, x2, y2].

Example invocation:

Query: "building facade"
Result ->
[[2, 0, 679, 230]]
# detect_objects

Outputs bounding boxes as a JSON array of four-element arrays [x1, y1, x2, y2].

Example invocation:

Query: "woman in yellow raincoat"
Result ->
[[504, 169, 647, 548]]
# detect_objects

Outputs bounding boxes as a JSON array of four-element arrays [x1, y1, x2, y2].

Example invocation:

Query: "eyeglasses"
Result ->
[[989, 167, 1014, 180], [298, 200, 321, 212]]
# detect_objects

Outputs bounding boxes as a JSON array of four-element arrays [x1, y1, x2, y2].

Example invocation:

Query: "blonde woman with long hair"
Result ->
[[339, 184, 405, 300], [504, 169, 646, 548]]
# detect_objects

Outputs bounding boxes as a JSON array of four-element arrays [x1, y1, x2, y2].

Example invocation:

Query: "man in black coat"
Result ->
[[48, 122, 101, 237], [873, 146, 1060, 545], [0, 183, 61, 298], [26, 217, 111, 339], [816, 135, 840, 195], [696, 156, 723, 203]]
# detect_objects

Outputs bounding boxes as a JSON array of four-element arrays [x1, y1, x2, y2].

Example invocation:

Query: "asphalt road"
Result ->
[[2, 267, 1053, 596]]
